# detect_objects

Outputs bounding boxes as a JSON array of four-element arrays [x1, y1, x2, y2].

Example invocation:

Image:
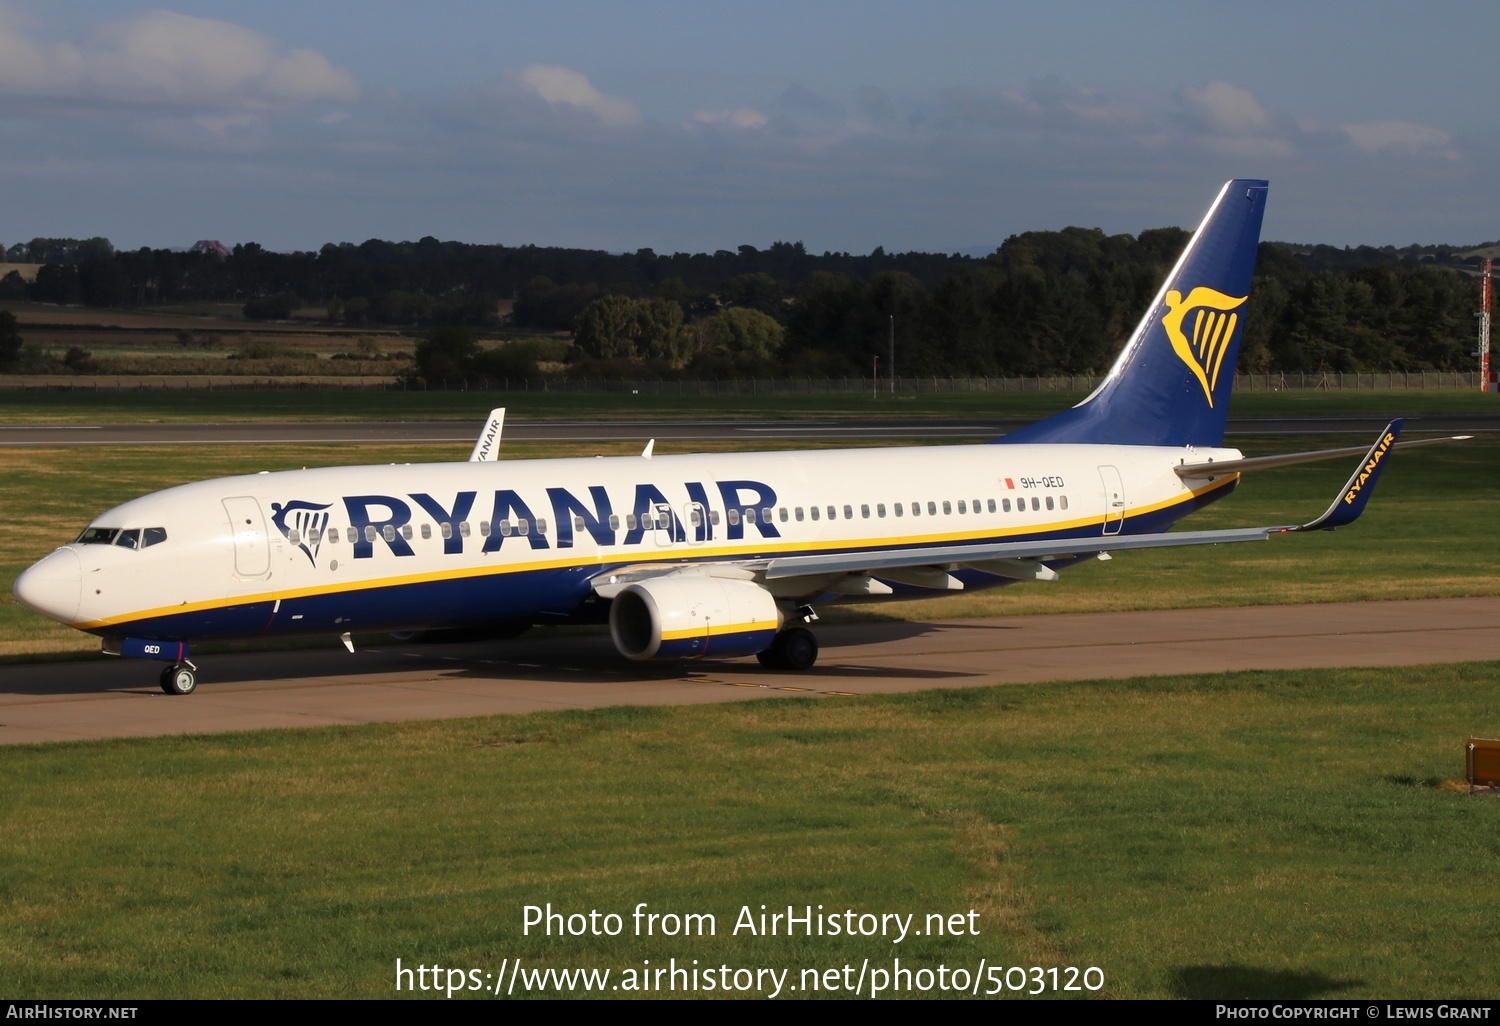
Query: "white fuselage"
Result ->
[[22, 440, 1240, 641]]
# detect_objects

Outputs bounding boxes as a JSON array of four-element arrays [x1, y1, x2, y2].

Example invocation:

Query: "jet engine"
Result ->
[[608, 576, 782, 660]]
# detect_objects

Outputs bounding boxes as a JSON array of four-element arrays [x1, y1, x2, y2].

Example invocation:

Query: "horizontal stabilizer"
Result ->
[[1175, 425, 1468, 478]]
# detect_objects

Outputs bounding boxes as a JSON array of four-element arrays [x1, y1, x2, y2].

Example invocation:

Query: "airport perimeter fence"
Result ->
[[0, 370, 1485, 393]]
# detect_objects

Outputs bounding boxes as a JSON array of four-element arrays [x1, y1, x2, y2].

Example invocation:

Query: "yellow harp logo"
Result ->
[[1162, 287, 1247, 407]]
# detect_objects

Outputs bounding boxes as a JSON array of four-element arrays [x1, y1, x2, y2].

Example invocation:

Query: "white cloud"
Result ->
[[0, 9, 357, 108], [1180, 80, 1271, 136], [941, 78, 1144, 133], [517, 64, 641, 128], [693, 107, 768, 129], [1341, 121, 1457, 159]]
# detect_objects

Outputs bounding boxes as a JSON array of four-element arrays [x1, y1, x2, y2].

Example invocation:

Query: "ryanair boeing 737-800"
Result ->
[[13, 180, 1461, 694]]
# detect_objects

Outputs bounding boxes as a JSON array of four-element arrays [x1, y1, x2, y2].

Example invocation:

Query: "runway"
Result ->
[[2, 597, 1496, 746], [0, 415, 1495, 447]]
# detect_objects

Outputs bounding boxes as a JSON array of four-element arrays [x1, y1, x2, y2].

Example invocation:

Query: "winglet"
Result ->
[[1293, 419, 1403, 532], [469, 408, 505, 462]]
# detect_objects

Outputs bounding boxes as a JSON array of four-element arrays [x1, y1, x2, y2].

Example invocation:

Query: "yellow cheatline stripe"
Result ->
[[75, 477, 1236, 631], [660, 622, 775, 642]]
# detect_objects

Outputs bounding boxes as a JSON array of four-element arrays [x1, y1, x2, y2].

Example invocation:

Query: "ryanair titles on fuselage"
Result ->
[[270, 478, 783, 563]]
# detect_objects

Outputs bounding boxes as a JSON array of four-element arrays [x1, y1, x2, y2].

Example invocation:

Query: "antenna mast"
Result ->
[[1480, 259, 1493, 393]]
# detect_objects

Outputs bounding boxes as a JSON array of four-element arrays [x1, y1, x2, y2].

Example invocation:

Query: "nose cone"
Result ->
[[13, 548, 82, 624]]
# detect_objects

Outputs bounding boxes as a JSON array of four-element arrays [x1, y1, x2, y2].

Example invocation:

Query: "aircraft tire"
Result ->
[[160, 664, 197, 696], [777, 628, 818, 671], [756, 629, 818, 671]]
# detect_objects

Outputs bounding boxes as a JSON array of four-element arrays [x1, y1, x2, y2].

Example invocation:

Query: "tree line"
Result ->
[[1, 231, 1489, 380]]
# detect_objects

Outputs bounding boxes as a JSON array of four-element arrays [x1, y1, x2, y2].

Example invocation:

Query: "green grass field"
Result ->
[[2, 391, 1496, 1000], [2, 663, 1497, 998]]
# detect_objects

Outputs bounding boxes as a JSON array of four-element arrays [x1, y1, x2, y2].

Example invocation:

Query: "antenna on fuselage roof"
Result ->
[[469, 408, 505, 462]]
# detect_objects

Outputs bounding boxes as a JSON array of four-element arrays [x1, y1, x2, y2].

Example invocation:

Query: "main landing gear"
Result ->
[[159, 662, 198, 696], [757, 626, 819, 671]]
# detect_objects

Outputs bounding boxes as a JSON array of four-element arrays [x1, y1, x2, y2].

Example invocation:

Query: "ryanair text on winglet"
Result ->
[[1342, 432, 1395, 506]]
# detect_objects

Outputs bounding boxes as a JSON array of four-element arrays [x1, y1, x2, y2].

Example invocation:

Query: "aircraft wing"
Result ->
[[763, 420, 1409, 586], [591, 420, 1415, 599]]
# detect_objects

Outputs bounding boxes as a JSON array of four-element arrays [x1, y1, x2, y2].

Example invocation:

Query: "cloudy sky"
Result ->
[[1, 1, 1496, 254]]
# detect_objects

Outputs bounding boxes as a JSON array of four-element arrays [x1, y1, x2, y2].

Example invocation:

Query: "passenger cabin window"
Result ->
[[288, 529, 300, 545], [728, 509, 741, 526], [1060, 496, 1069, 510], [421, 524, 432, 540], [1045, 496, 1054, 511], [988, 499, 996, 513], [609, 514, 621, 530], [328, 528, 340, 543], [480, 520, 492, 537], [779, 508, 789, 523], [877, 504, 886, 518], [860, 504, 869, 519], [795, 507, 805, 521], [383, 525, 397, 542], [1031, 497, 1040, 511], [1003, 499, 1012, 513], [927, 501, 937, 516], [810, 507, 820, 521], [910, 502, 919, 517], [710, 511, 720, 526], [843, 505, 853, 520], [459, 522, 471, 538], [762, 507, 773, 523], [942, 501, 952, 515], [894, 503, 903, 517], [364, 525, 377, 543], [957, 500, 966, 514], [827, 506, 836, 520]]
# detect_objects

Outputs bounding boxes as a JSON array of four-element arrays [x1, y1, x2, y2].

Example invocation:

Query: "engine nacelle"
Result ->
[[609, 576, 782, 661]]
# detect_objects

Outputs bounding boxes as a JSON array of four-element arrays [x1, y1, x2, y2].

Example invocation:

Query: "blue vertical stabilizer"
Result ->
[[997, 179, 1268, 447]]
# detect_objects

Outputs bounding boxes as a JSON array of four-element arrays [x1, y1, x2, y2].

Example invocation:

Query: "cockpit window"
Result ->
[[75, 526, 167, 548]]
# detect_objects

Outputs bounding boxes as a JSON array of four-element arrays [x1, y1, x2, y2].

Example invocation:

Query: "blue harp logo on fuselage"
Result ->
[[1162, 286, 1248, 407], [270, 500, 332, 566]]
